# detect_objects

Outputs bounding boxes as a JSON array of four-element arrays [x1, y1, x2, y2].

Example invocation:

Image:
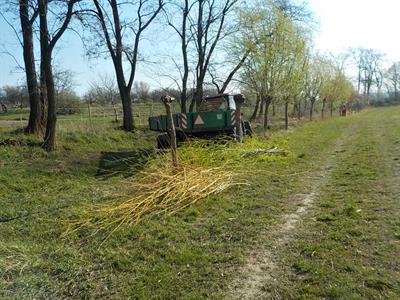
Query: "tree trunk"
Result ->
[[39, 65, 47, 130], [180, 0, 189, 113], [42, 57, 57, 151], [121, 89, 133, 131], [189, 96, 196, 112], [112, 103, 118, 123], [309, 99, 315, 121], [272, 101, 276, 117], [263, 96, 271, 133], [235, 99, 243, 143], [330, 102, 333, 117], [181, 86, 187, 113], [20, 0, 41, 134], [88, 101, 92, 127], [39, 0, 56, 151], [284, 101, 288, 130], [249, 94, 260, 122], [194, 81, 204, 111], [115, 61, 134, 130], [321, 99, 326, 119], [259, 96, 265, 117], [303, 98, 308, 116], [297, 102, 301, 120]]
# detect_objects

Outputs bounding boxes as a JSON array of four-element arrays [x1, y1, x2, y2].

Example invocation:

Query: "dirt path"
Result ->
[[225, 124, 355, 299]]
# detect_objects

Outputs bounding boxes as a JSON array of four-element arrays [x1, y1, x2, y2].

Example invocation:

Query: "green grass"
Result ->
[[0, 107, 399, 298], [268, 107, 400, 299]]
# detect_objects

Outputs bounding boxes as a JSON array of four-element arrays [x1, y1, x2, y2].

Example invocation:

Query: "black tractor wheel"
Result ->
[[157, 133, 171, 149], [175, 129, 187, 144], [243, 121, 253, 136]]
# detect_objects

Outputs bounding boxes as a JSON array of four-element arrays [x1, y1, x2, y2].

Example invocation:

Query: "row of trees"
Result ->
[[1, 0, 386, 150], [3, 0, 249, 150], [237, 1, 355, 131]]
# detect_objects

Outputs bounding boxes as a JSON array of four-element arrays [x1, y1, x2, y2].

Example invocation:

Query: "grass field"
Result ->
[[0, 106, 399, 299]]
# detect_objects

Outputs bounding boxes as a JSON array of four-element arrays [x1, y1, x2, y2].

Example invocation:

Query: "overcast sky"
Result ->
[[1, 0, 399, 94]]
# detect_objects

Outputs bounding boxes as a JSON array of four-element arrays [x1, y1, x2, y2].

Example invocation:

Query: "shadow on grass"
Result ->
[[96, 147, 156, 179], [0, 128, 42, 147]]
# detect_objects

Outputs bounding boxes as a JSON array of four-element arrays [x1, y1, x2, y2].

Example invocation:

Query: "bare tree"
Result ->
[[189, 0, 238, 111], [133, 81, 151, 101], [39, 0, 80, 151], [1, 85, 29, 107], [90, 0, 164, 131], [208, 52, 249, 94], [86, 74, 119, 121], [17, 0, 42, 134], [385, 62, 400, 100], [305, 55, 325, 121], [165, 0, 243, 113], [351, 47, 384, 104], [165, 0, 191, 113]]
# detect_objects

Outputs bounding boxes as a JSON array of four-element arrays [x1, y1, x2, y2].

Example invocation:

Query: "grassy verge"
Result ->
[[271, 107, 400, 299], [1, 108, 395, 298]]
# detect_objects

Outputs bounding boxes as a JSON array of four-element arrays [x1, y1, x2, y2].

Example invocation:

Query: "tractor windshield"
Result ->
[[228, 95, 236, 110], [199, 96, 227, 112]]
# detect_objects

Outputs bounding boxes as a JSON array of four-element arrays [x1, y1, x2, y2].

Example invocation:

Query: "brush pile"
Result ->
[[102, 164, 235, 230], [65, 136, 288, 238]]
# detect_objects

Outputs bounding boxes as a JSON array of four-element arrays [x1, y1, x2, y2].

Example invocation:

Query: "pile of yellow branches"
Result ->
[[65, 137, 287, 239], [65, 160, 241, 238]]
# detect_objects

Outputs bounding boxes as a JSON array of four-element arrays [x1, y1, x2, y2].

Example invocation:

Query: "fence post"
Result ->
[[161, 95, 178, 168], [234, 95, 245, 143], [87, 102, 93, 130]]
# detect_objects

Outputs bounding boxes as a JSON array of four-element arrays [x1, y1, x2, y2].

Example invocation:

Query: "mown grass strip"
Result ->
[[273, 107, 400, 299], [1, 113, 352, 298]]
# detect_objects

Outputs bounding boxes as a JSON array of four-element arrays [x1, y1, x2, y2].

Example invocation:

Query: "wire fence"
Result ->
[[0, 102, 181, 132], [0, 101, 277, 134]]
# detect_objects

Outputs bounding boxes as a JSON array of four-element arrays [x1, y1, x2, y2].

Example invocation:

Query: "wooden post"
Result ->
[[112, 96, 118, 123], [284, 101, 289, 130], [87, 101, 92, 130], [150, 98, 154, 117], [161, 95, 178, 167], [234, 94, 245, 143]]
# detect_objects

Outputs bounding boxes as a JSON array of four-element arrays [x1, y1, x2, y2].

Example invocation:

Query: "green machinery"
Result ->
[[148, 93, 252, 147]]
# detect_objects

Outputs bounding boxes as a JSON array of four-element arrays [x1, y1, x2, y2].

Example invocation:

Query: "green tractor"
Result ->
[[148, 93, 252, 148]]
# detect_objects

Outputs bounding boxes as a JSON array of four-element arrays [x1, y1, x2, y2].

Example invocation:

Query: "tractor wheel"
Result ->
[[176, 129, 187, 144], [243, 121, 253, 136], [157, 133, 171, 149]]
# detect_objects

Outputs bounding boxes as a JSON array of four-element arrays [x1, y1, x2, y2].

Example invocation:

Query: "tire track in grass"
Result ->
[[226, 121, 357, 299]]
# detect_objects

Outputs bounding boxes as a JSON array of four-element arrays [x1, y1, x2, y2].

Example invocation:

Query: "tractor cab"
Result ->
[[198, 94, 245, 112]]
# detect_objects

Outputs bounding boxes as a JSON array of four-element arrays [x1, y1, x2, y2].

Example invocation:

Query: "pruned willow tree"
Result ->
[[276, 28, 308, 130], [239, 0, 310, 132], [319, 59, 355, 119]]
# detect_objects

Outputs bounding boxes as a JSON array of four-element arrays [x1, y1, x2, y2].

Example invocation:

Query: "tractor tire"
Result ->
[[244, 121, 253, 136], [176, 129, 187, 144], [157, 133, 171, 149]]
